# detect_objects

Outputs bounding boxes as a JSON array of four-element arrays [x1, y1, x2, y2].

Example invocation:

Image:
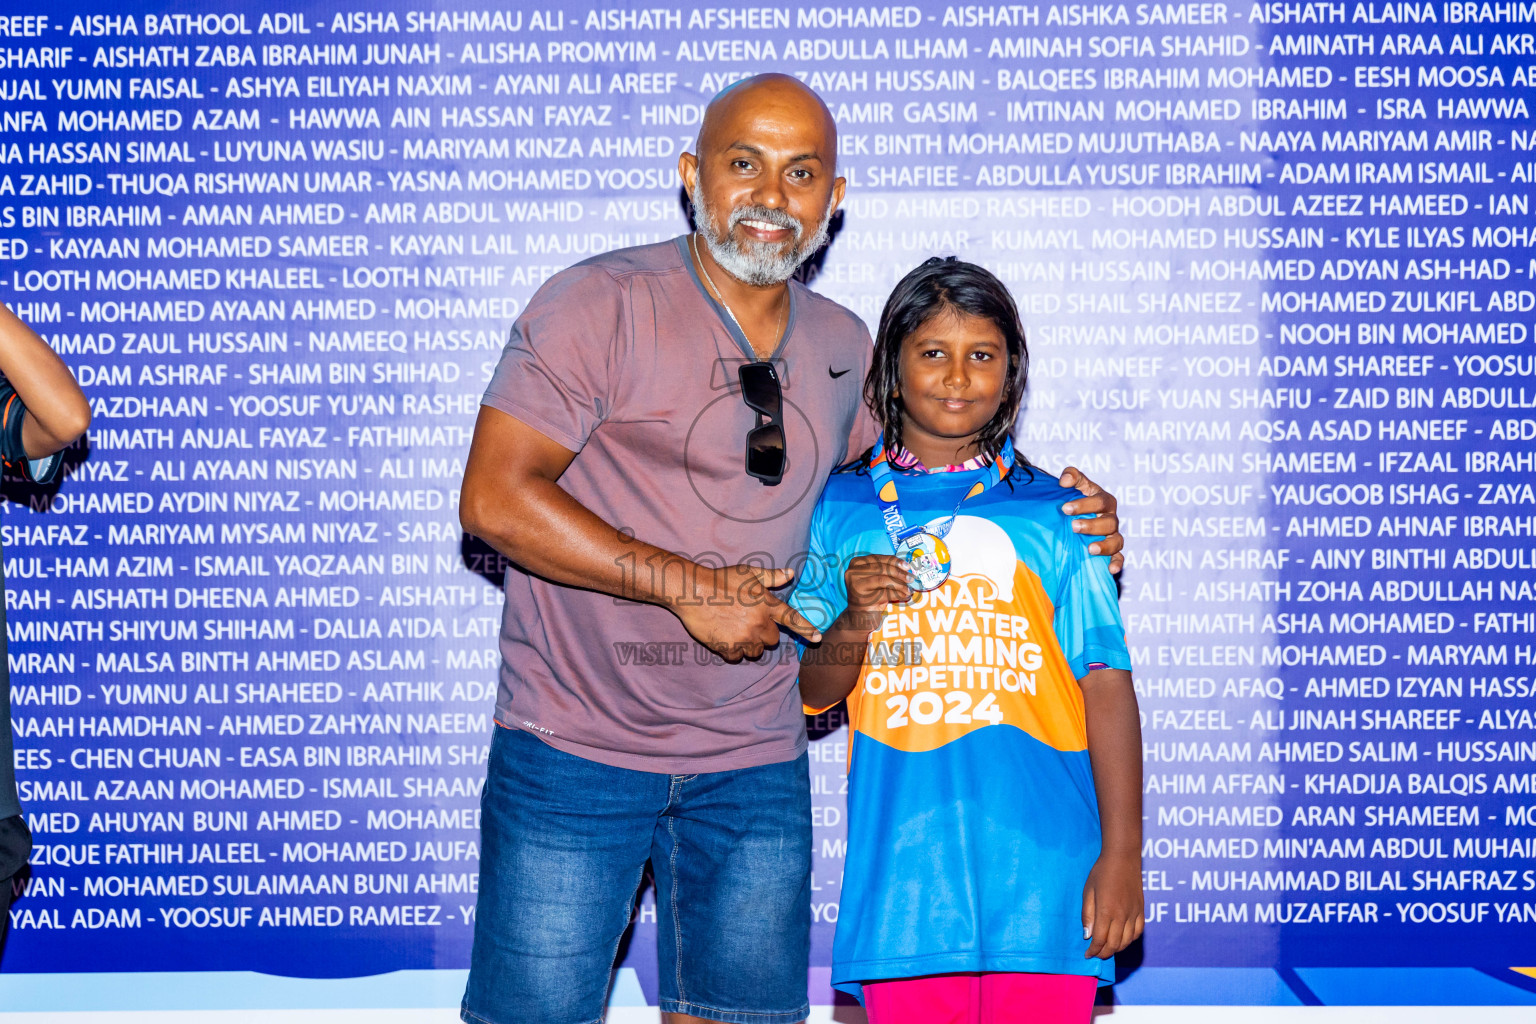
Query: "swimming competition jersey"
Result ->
[[791, 462, 1132, 998]]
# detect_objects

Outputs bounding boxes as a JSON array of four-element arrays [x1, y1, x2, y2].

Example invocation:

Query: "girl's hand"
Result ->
[[839, 554, 913, 634], [803, 555, 914, 709], [1082, 852, 1144, 959]]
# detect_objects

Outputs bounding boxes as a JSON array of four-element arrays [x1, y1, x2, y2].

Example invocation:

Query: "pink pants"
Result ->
[[862, 972, 1098, 1024]]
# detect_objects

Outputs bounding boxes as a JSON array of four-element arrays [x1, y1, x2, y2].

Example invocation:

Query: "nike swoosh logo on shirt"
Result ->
[[829, 367, 851, 379]]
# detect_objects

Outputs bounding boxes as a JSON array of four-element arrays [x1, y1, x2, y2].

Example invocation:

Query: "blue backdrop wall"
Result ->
[[1, 0, 1534, 1013]]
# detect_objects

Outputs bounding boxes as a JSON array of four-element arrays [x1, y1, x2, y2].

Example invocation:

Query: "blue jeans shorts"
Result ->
[[461, 726, 812, 1024]]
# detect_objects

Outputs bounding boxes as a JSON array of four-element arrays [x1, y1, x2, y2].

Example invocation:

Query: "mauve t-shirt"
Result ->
[[481, 237, 876, 773]]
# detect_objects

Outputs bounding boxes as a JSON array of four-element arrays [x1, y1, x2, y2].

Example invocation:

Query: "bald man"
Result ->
[[458, 75, 1124, 1024]]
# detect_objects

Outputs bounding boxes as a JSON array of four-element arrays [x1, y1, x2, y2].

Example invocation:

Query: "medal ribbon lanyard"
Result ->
[[867, 434, 1015, 552]]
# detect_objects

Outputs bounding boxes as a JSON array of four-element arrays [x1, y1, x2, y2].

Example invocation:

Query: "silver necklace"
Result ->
[[692, 232, 784, 357]]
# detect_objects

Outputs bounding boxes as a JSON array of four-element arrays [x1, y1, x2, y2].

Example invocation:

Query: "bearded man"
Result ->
[[458, 74, 1124, 1024]]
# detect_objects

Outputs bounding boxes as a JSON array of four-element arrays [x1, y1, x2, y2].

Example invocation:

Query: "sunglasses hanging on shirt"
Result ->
[[690, 234, 789, 487], [738, 362, 785, 486]]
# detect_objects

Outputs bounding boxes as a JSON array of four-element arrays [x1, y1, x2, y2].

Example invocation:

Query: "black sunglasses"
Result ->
[[738, 362, 785, 486]]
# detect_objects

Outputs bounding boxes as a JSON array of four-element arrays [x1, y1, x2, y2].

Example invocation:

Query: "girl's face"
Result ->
[[896, 307, 1010, 462]]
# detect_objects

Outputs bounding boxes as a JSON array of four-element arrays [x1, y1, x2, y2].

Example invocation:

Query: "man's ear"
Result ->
[[677, 151, 700, 197], [829, 175, 847, 216]]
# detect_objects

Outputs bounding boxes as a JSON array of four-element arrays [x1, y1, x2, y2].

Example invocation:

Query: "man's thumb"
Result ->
[[752, 566, 795, 589]]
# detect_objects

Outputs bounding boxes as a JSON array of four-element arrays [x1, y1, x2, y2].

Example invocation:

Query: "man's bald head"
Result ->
[[679, 73, 845, 287], [695, 74, 838, 171]]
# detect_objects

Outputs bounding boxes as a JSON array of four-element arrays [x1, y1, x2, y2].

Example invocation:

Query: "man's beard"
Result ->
[[690, 182, 834, 287]]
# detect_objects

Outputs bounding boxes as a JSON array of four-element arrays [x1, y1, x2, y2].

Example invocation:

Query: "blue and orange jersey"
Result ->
[[791, 461, 1131, 998]]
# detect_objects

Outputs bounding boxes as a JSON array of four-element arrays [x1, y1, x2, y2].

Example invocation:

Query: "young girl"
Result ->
[[793, 257, 1143, 1023]]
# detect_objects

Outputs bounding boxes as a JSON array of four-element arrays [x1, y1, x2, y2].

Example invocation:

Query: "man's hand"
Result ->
[[672, 564, 820, 662], [1082, 851, 1144, 960], [1058, 467, 1124, 575], [840, 554, 913, 634]]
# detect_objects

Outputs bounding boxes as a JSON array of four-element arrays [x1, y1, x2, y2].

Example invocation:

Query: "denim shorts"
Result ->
[[461, 726, 812, 1024]]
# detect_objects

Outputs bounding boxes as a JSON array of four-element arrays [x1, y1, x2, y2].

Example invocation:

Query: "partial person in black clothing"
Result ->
[[0, 303, 90, 941]]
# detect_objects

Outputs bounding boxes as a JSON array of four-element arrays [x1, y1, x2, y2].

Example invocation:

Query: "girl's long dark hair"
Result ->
[[863, 256, 1030, 463]]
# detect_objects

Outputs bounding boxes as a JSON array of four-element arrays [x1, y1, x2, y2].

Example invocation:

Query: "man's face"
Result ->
[[681, 82, 846, 287]]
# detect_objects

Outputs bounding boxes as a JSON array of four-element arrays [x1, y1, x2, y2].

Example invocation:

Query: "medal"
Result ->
[[896, 529, 951, 592], [868, 433, 1014, 593]]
